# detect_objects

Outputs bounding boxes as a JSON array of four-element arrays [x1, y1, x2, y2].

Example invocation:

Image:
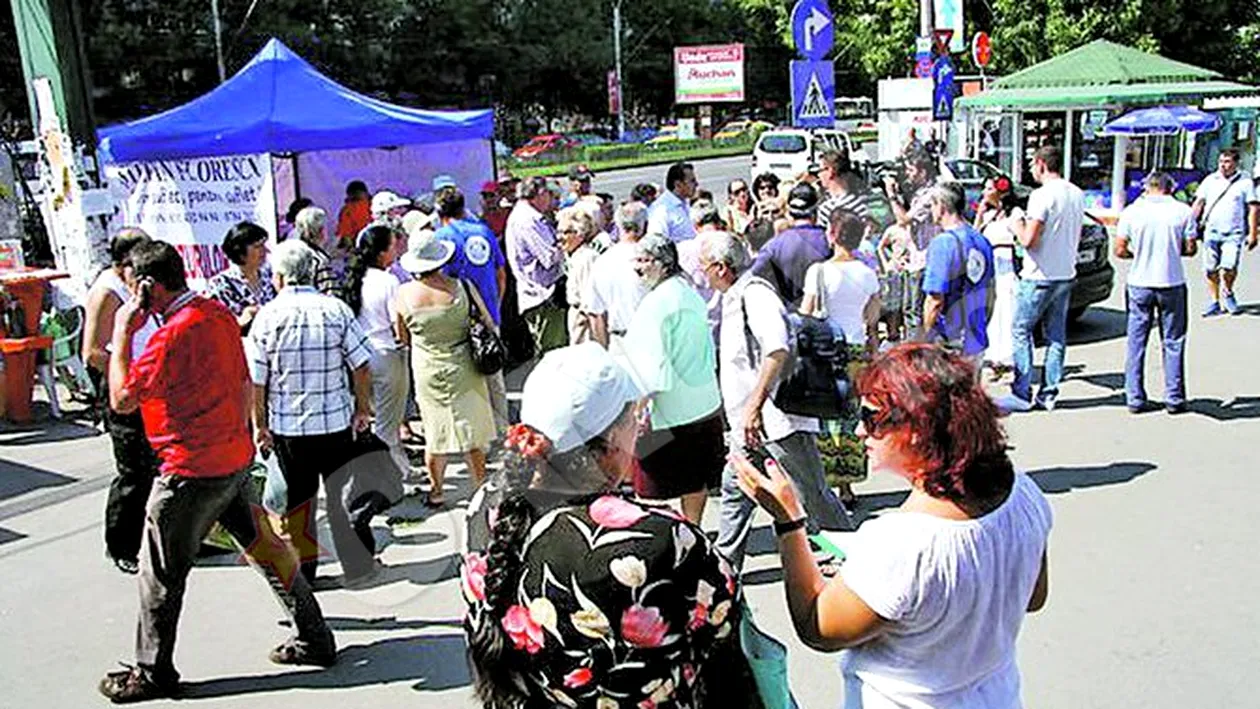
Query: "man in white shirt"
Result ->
[[1191, 148, 1259, 315], [585, 201, 649, 348], [646, 161, 699, 242], [698, 231, 851, 571], [1115, 172, 1197, 415], [997, 145, 1083, 413]]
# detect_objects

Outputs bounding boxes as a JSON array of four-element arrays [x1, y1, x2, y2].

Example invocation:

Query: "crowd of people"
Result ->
[[79, 137, 1256, 706]]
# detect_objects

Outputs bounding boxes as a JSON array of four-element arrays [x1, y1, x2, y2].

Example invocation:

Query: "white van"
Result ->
[[750, 128, 867, 183]]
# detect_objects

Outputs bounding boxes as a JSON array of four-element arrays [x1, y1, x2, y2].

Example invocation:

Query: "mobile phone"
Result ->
[[137, 278, 154, 310], [744, 447, 776, 477]]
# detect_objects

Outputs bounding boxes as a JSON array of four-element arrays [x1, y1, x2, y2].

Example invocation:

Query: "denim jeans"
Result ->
[[1125, 285, 1187, 408], [1011, 279, 1074, 404], [716, 431, 851, 571]]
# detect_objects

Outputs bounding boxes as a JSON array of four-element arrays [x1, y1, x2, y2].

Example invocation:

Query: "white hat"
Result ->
[[371, 190, 411, 216], [521, 342, 645, 454], [432, 174, 458, 192], [401, 209, 438, 236], [399, 228, 455, 275]]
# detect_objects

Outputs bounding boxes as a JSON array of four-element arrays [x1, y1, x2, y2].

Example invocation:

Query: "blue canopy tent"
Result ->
[[96, 39, 496, 277], [97, 38, 494, 162]]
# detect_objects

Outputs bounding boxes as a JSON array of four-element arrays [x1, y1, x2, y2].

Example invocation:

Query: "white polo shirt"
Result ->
[[1024, 177, 1084, 281], [1117, 194, 1195, 288]]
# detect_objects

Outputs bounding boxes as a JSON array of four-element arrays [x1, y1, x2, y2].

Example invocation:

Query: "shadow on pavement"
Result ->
[[1053, 393, 1126, 411], [1185, 396, 1260, 421], [1072, 371, 1124, 391], [1068, 306, 1127, 346], [0, 525, 28, 546], [314, 616, 462, 632], [180, 633, 471, 698], [0, 459, 78, 503], [0, 420, 101, 446], [1028, 461, 1156, 494]]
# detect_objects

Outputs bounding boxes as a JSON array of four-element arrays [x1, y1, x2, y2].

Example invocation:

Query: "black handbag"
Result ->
[[462, 280, 506, 375]]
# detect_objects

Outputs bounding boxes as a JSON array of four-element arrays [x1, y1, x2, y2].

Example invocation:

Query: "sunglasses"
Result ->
[[859, 404, 900, 434]]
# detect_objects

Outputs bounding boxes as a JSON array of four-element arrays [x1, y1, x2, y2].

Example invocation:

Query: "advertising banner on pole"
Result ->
[[674, 44, 745, 104], [105, 153, 276, 289]]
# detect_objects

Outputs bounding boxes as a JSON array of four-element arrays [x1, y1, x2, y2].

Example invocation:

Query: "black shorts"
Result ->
[[633, 412, 726, 499]]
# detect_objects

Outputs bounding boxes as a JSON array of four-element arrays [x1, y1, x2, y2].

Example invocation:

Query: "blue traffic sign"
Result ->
[[791, 59, 835, 128], [791, 0, 834, 61], [932, 56, 956, 120]]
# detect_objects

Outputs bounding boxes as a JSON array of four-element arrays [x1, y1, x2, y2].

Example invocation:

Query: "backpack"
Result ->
[[741, 276, 853, 420]]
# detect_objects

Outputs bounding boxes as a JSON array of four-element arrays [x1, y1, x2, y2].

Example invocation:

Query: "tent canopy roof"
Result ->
[[960, 40, 1259, 109], [98, 39, 494, 163]]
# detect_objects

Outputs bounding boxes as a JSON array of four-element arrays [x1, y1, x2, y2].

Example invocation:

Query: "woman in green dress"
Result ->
[[394, 227, 495, 506]]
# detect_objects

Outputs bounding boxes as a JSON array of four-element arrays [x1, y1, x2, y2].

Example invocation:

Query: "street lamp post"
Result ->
[[211, 0, 227, 83], [613, 0, 625, 141]]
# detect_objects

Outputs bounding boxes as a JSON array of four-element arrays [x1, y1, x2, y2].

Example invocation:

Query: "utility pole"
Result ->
[[919, 0, 933, 40], [211, 0, 226, 83], [613, 0, 625, 141]]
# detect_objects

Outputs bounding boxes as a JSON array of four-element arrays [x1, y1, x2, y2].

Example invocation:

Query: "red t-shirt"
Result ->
[[336, 198, 372, 241], [125, 295, 255, 477]]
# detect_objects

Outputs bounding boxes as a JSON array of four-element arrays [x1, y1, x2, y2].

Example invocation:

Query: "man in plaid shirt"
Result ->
[[249, 240, 377, 586]]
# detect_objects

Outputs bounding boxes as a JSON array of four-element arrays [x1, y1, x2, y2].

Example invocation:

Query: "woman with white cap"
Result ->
[[463, 342, 766, 709], [394, 226, 495, 506]]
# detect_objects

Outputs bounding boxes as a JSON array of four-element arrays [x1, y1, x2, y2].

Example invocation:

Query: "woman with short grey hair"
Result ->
[[624, 232, 725, 524], [292, 205, 343, 295], [556, 205, 601, 344], [270, 239, 320, 287]]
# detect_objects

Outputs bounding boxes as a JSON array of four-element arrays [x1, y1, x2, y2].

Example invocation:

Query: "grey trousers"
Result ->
[[135, 470, 333, 682], [716, 430, 853, 571]]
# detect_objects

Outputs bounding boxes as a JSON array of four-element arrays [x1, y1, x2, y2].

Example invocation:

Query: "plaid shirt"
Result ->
[[247, 286, 372, 437], [205, 263, 278, 317]]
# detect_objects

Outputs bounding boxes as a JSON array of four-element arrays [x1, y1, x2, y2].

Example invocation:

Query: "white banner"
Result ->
[[105, 153, 276, 289]]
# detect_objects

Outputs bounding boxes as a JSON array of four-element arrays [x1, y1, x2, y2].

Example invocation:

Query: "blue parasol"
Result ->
[[1102, 105, 1222, 135]]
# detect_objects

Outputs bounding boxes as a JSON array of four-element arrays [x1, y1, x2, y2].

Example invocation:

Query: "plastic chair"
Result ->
[[38, 306, 92, 419]]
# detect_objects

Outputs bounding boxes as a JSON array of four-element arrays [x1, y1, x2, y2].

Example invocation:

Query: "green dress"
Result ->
[[401, 285, 494, 455]]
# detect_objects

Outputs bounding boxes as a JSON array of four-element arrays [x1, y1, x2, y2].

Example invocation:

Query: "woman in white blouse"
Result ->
[[735, 343, 1051, 709], [342, 224, 410, 480], [973, 177, 1025, 378]]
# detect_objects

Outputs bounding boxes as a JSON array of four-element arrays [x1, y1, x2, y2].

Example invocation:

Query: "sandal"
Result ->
[[98, 663, 178, 704], [269, 636, 337, 667], [423, 491, 446, 509]]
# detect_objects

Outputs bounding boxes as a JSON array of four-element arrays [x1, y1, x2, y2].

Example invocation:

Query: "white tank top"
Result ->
[[96, 268, 159, 357]]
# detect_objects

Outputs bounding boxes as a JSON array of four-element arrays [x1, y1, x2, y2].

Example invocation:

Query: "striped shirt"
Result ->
[[817, 190, 871, 232]]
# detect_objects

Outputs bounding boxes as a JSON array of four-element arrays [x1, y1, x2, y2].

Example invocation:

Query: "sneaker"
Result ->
[[1166, 402, 1188, 415], [994, 394, 1034, 413], [98, 664, 178, 704], [1223, 293, 1241, 315], [1038, 396, 1058, 412], [1127, 401, 1157, 415], [1203, 301, 1222, 317]]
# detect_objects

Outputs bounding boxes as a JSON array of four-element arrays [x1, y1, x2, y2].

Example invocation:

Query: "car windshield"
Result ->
[[759, 134, 808, 153]]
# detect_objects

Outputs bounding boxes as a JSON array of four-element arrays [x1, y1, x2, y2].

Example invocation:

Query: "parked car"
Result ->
[[513, 134, 580, 160], [645, 125, 680, 146], [941, 158, 1033, 217], [750, 128, 868, 183], [714, 119, 772, 141], [862, 187, 1113, 321], [570, 133, 611, 147]]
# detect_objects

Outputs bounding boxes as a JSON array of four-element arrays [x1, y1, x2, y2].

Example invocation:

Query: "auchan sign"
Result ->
[[674, 44, 745, 104]]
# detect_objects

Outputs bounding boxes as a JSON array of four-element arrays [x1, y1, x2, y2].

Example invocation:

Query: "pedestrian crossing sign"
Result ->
[[790, 59, 835, 128]]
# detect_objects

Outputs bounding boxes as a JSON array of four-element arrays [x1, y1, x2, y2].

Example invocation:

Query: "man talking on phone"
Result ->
[[98, 241, 336, 703]]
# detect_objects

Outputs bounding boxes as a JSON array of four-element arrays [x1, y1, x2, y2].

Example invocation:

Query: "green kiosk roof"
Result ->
[[959, 40, 1260, 109]]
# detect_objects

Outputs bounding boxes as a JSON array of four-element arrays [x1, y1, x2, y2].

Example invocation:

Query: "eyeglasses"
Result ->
[[731, 186, 749, 195]]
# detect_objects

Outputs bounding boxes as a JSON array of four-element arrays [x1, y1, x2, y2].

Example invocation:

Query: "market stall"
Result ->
[[96, 39, 494, 288], [958, 40, 1260, 217]]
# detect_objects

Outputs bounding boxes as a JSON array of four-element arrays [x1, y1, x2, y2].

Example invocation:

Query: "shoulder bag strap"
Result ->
[[1200, 173, 1241, 229], [462, 279, 498, 333], [812, 262, 829, 320], [952, 229, 971, 345]]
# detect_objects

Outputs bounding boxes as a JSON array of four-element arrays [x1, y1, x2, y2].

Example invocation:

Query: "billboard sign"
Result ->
[[674, 44, 745, 104]]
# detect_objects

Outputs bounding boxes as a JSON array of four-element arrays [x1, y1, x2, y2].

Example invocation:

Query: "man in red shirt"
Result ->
[[98, 241, 336, 703], [335, 180, 372, 244]]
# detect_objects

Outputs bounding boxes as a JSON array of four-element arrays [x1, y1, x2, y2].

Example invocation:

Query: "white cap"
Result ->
[[371, 190, 411, 216], [521, 342, 645, 454], [432, 174, 458, 192]]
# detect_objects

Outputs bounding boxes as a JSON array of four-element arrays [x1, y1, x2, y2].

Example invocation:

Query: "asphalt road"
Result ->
[[591, 153, 754, 202], [2, 158, 1259, 707]]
